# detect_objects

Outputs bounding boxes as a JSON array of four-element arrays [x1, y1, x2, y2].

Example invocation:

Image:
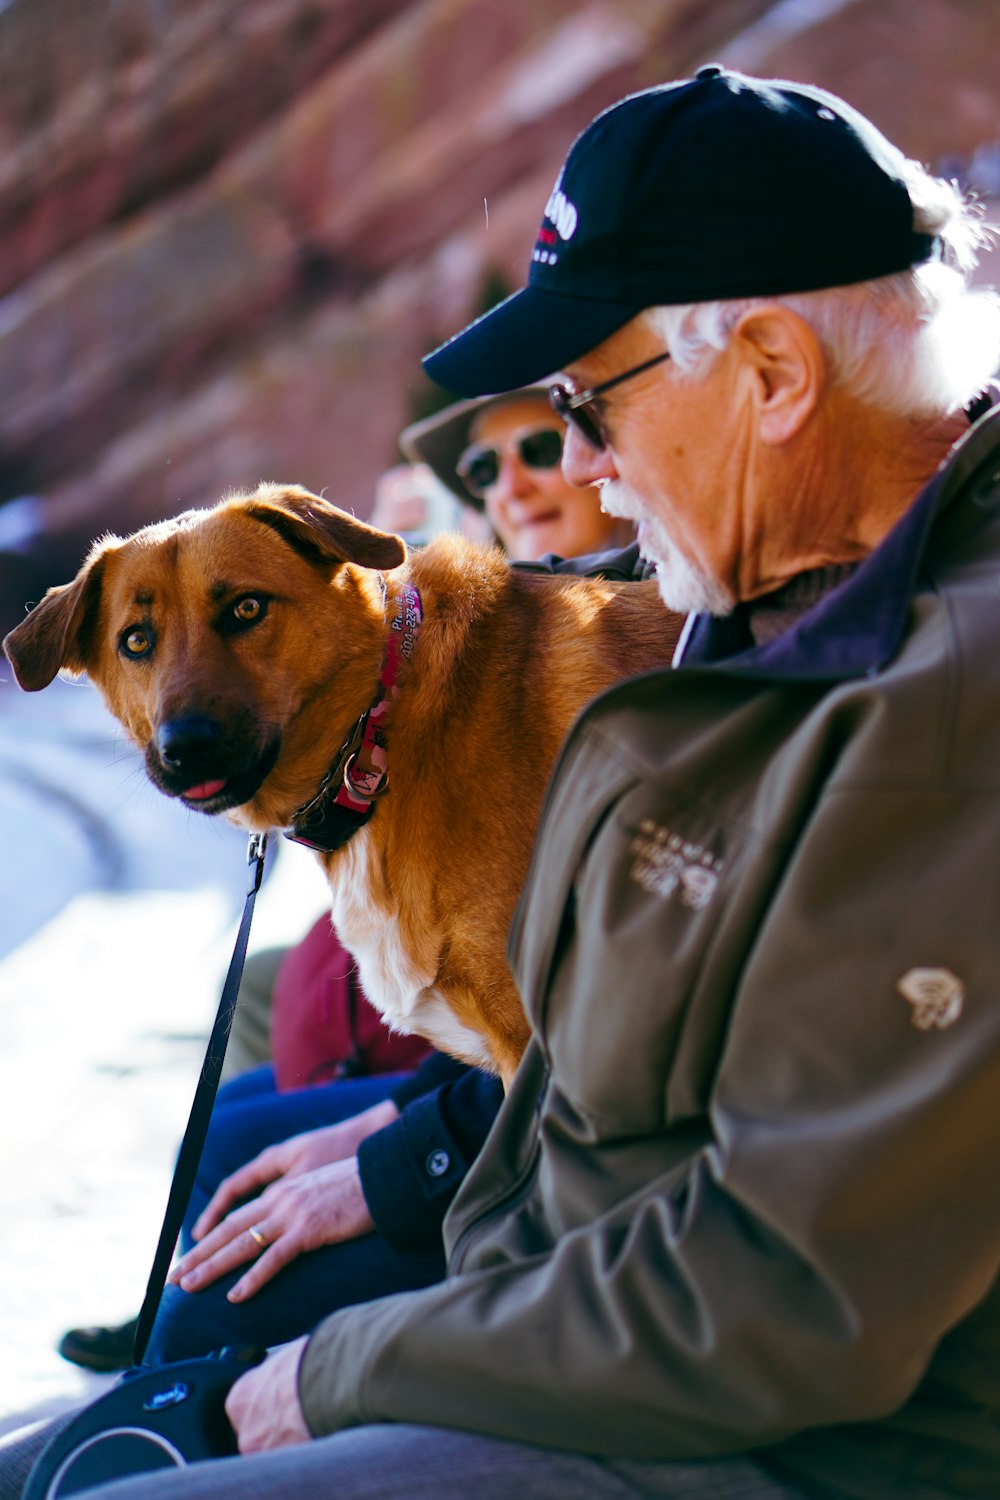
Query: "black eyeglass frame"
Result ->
[[549, 349, 672, 449], [456, 425, 565, 498]]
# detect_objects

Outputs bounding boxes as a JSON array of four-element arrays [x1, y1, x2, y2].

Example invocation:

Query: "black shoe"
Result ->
[[58, 1316, 139, 1373]]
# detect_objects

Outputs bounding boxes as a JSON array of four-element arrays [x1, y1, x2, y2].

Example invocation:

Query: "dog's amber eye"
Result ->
[[232, 596, 265, 625], [120, 626, 153, 658]]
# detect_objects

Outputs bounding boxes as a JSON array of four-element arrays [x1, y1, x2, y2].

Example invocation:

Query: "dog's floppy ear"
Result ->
[[2, 547, 110, 692], [243, 484, 406, 570]]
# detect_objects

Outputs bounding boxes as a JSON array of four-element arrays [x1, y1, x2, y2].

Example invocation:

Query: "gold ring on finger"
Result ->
[[247, 1224, 268, 1251]]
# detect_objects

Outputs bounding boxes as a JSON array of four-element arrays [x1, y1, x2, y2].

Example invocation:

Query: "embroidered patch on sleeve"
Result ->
[[629, 818, 724, 910], [896, 967, 964, 1030]]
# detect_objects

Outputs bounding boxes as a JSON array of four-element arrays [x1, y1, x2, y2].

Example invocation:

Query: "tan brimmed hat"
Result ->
[[398, 385, 556, 511]]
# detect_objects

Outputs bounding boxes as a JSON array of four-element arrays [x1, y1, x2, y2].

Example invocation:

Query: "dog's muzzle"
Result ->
[[147, 716, 280, 812]]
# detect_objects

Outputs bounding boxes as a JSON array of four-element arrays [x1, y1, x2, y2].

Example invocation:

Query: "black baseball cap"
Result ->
[[423, 66, 937, 396]]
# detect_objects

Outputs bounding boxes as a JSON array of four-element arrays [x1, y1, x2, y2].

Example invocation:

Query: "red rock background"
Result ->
[[0, 0, 998, 632]]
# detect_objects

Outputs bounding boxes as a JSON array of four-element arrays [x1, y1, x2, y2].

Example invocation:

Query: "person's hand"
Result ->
[[226, 1336, 311, 1452], [169, 1156, 375, 1301], [191, 1096, 399, 1242]]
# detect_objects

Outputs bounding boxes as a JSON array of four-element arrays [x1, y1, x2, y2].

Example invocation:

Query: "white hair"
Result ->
[[644, 162, 1000, 417]]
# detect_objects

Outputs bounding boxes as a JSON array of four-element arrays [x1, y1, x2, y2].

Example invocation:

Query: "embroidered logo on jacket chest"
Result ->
[[896, 967, 965, 1030], [629, 818, 724, 910]]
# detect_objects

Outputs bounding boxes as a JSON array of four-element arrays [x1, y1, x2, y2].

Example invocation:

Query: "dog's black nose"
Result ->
[[157, 716, 224, 771]]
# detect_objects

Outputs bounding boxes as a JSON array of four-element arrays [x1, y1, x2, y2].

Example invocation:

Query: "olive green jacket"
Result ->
[[300, 405, 1000, 1499]]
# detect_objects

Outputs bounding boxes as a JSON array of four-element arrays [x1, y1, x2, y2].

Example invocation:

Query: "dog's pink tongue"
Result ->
[[182, 779, 227, 801]]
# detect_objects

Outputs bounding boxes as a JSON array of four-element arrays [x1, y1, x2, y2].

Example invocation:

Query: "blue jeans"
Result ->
[[145, 1068, 444, 1363]]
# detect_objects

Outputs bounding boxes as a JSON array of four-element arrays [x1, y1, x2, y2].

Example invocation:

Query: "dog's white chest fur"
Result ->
[[320, 834, 493, 1070]]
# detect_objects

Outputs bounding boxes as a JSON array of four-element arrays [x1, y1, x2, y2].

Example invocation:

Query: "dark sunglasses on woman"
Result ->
[[457, 426, 564, 497]]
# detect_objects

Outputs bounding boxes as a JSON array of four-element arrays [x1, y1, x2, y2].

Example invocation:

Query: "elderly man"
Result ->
[[6, 66, 1000, 1500]]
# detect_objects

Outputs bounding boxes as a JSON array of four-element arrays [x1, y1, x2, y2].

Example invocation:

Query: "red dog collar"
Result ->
[[285, 581, 422, 853]]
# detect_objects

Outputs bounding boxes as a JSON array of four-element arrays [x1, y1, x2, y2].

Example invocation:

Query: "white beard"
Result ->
[[600, 480, 735, 617]]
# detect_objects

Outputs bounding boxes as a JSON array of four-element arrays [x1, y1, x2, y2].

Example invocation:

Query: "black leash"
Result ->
[[132, 832, 268, 1365]]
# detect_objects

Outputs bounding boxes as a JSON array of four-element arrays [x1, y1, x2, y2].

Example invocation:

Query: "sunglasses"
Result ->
[[548, 349, 672, 450], [456, 425, 564, 497]]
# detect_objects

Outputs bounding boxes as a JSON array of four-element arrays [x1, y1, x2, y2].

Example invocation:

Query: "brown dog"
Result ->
[[3, 484, 681, 1084]]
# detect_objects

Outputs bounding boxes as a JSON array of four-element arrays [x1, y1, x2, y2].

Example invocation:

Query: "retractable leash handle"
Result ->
[[132, 832, 269, 1366]]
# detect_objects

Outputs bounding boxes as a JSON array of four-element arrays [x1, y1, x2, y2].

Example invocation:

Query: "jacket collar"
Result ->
[[680, 399, 1000, 683]]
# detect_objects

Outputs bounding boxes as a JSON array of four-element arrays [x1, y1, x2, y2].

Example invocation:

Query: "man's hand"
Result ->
[[191, 1097, 400, 1242], [169, 1156, 375, 1301], [226, 1337, 312, 1452]]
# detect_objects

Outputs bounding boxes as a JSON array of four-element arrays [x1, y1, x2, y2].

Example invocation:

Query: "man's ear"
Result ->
[[2, 547, 110, 691], [731, 304, 824, 445]]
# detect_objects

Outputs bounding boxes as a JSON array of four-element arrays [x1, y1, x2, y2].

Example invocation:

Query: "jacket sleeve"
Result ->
[[297, 776, 1000, 1460], [357, 1070, 504, 1250], [386, 1049, 469, 1109]]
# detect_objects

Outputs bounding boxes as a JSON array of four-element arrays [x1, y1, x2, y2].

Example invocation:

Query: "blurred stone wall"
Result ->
[[0, 0, 998, 634]]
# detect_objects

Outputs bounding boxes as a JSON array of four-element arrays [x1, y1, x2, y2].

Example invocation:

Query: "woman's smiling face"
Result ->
[[469, 395, 633, 561]]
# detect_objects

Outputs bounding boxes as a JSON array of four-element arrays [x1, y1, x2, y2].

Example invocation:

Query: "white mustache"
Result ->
[[597, 479, 644, 521]]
